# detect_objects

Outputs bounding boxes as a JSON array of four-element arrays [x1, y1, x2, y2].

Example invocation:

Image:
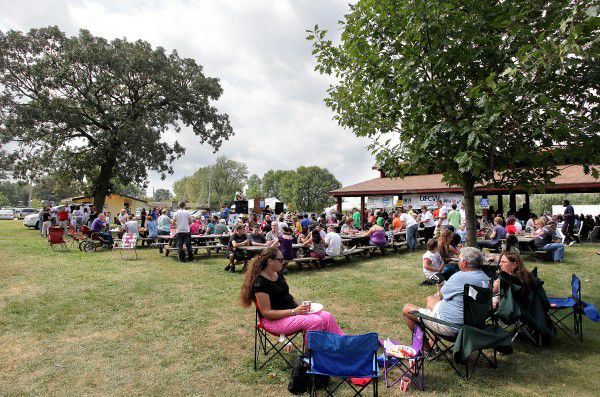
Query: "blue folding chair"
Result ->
[[548, 274, 600, 344], [307, 331, 379, 396]]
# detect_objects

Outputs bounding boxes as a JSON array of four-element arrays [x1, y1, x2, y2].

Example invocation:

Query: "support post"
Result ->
[[360, 196, 365, 229], [497, 194, 504, 216], [509, 192, 517, 215], [525, 193, 530, 209], [336, 196, 342, 213]]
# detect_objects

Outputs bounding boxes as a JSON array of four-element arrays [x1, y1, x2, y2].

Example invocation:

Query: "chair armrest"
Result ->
[[410, 310, 462, 331]]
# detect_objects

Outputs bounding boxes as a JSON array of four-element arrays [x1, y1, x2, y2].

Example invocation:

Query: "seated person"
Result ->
[[505, 216, 519, 235], [534, 221, 564, 263], [214, 219, 230, 235], [146, 216, 158, 238], [240, 247, 343, 339], [265, 222, 281, 247], [278, 226, 296, 260], [157, 210, 172, 235], [248, 226, 268, 246], [189, 218, 201, 235], [456, 224, 467, 245], [476, 216, 506, 250], [402, 247, 490, 337], [304, 229, 327, 259], [325, 225, 342, 256], [225, 225, 248, 273], [492, 251, 535, 308], [90, 213, 114, 248], [361, 223, 387, 247], [502, 234, 520, 254], [422, 239, 444, 283], [205, 218, 215, 235], [121, 214, 139, 236], [298, 227, 310, 244], [340, 218, 358, 235]]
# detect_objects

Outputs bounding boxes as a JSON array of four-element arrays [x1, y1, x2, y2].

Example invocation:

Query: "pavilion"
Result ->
[[331, 165, 600, 225]]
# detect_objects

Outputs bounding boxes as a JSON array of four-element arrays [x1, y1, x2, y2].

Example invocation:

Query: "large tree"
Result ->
[[309, 0, 599, 245], [245, 174, 263, 199], [0, 27, 233, 210], [278, 166, 341, 212], [261, 170, 295, 198], [153, 188, 172, 202]]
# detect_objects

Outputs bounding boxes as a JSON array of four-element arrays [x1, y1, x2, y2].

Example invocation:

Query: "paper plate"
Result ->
[[308, 302, 323, 314], [386, 345, 416, 359]]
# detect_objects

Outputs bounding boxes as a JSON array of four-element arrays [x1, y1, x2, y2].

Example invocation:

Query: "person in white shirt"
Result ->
[[419, 205, 436, 241], [324, 225, 342, 256], [459, 204, 466, 227], [117, 209, 128, 225], [122, 214, 139, 236], [422, 239, 444, 282], [172, 202, 193, 262], [399, 209, 419, 252]]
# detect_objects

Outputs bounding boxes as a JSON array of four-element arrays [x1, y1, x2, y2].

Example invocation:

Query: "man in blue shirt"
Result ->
[[221, 204, 230, 223], [402, 247, 489, 336], [300, 214, 311, 229], [90, 213, 114, 248]]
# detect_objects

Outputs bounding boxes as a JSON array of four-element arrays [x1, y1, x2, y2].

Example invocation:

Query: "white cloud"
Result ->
[[0, 0, 379, 193]]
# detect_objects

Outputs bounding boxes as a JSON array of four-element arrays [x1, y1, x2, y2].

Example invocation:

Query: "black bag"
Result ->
[[288, 353, 329, 395]]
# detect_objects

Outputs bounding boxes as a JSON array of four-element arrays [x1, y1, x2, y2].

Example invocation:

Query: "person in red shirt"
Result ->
[[57, 207, 69, 234], [505, 216, 518, 235]]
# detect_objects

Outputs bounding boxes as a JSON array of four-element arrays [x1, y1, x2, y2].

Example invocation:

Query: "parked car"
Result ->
[[23, 213, 40, 229], [17, 207, 38, 220], [0, 209, 15, 220]]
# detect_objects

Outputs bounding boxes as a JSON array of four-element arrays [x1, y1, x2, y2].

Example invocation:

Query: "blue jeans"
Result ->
[[542, 243, 564, 262], [406, 224, 418, 252]]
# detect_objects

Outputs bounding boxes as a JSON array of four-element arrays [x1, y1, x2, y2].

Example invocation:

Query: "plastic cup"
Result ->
[[302, 301, 311, 311]]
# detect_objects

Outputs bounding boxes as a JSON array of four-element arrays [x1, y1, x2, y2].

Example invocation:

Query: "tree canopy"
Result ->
[[0, 26, 233, 210], [245, 174, 263, 199], [152, 188, 172, 202], [309, 0, 599, 245], [172, 156, 248, 209]]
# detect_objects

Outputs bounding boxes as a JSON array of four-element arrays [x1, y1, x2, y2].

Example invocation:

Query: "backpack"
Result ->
[[288, 353, 329, 395]]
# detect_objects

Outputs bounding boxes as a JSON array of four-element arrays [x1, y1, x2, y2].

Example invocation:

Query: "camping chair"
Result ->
[[113, 233, 138, 259], [412, 284, 512, 379], [548, 274, 600, 344], [253, 299, 304, 371], [307, 331, 379, 396], [381, 325, 426, 390], [48, 226, 69, 252], [67, 225, 87, 249], [495, 272, 554, 346]]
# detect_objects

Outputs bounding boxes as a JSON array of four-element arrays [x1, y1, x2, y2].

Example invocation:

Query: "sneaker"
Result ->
[[568, 241, 575, 246], [223, 265, 231, 272]]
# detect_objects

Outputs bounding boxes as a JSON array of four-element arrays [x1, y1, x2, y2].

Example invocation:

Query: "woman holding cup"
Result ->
[[240, 247, 343, 339]]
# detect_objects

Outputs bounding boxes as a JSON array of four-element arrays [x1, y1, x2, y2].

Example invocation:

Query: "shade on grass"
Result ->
[[0, 220, 599, 396]]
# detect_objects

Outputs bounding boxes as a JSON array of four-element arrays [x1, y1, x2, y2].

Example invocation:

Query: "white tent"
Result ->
[[325, 201, 355, 212]]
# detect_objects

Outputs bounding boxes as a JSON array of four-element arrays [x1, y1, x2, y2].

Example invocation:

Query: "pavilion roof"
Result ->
[[331, 165, 600, 197]]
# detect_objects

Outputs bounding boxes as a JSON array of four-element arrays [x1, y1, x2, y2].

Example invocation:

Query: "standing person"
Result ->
[[157, 210, 172, 235], [173, 201, 193, 263], [57, 207, 69, 234], [447, 203, 461, 231], [562, 200, 576, 245], [140, 208, 147, 228], [353, 208, 361, 229], [435, 199, 449, 236], [418, 205, 436, 241], [221, 203, 230, 223], [41, 208, 51, 237], [399, 208, 419, 252]]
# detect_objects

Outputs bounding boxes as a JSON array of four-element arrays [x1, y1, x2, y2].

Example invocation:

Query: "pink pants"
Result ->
[[261, 311, 343, 339]]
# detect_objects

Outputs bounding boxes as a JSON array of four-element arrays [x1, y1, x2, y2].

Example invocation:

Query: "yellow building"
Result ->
[[63, 194, 148, 220]]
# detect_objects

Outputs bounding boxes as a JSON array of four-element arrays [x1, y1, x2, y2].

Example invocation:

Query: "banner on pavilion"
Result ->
[[367, 196, 395, 209], [402, 193, 463, 209]]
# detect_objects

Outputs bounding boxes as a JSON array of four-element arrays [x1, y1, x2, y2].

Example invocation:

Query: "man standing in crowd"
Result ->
[[57, 206, 69, 234], [173, 201, 193, 263], [399, 208, 419, 252], [562, 199, 576, 245], [435, 199, 448, 236]]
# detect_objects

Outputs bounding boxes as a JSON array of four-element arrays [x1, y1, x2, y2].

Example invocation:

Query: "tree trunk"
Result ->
[[462, 172, 478, 247], [93, 158, 116, 211]]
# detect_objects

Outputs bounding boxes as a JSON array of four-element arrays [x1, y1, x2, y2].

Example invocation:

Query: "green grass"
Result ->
[[0, 220, 599, 396]]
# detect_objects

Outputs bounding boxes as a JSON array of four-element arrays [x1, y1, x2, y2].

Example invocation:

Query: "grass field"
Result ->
[[0, 220, 599, 396]]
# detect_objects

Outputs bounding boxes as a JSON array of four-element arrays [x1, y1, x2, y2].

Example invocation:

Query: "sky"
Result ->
[[0, 0, 379, 195]]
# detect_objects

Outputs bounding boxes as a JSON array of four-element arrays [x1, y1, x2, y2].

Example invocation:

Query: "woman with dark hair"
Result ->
[[304, 229, 327, 259], [493, 252, 536, 307], [502, 234, 520, 254], [278, 226, 296, 260], [240, 247, 343, 338]]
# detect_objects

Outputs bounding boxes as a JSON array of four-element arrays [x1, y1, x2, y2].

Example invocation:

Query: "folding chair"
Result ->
[[306, 331, 379, 396], [412, 284, 512, 379], [495, 272, 555, 346], [48, 226, 69, 252], [113, 233, 138, 259], [381, 326, 426, 390], [548, 274, 600, 344], [253, 299, 304, 371]]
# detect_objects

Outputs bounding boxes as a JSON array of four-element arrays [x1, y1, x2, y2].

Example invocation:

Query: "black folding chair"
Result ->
[[412, 284, 512, 379], [253, 301, 304, 371]]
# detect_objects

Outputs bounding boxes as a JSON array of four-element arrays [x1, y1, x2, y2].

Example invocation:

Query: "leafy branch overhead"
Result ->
[[0, 26, 233, 209]]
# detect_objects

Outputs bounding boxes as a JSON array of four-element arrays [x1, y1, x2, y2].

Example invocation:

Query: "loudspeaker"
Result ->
[[235, 200, 248, 214], [275, 202, 284, 214]]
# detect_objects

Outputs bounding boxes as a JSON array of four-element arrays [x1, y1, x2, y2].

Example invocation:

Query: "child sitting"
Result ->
[[422, 238, 444, 283]]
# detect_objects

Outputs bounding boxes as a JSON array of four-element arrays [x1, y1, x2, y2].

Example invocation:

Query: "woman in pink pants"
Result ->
[[240, 247, 343, 338]]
